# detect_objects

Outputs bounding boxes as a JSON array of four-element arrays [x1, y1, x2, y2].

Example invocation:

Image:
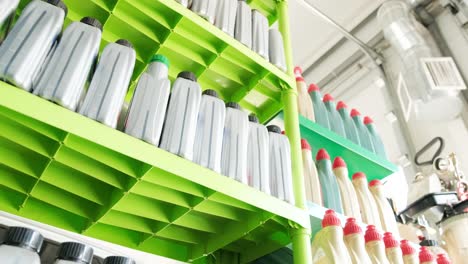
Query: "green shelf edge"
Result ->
[[0, 82, 310, 263], [299, 115, 398, 181]]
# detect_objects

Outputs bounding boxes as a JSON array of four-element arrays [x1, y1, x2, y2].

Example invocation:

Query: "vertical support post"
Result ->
[[277, 1, 312, 264]]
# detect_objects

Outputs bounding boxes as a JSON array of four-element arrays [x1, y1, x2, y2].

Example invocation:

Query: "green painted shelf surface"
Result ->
[[0, 83, 310, 263], [299, 115, 398, 181], [18, 0, 292, 123]]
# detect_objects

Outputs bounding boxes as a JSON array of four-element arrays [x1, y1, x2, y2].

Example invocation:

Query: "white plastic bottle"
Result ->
[[221, 102, 249, 183], [193, 89, 226, 172], [400, 240, 419, 264], [54, 242, 93, 264], [0, 226, 43, 264], [104, 256, 135, 264], [125, 54, 171, 146], [79, 39, 136, 128], [34, 17, 102, 111], [268, 29, 286, 72], [312, 210, 353, 263], [234, 0, 252, 48], [419, 246, 437, 264], [214, 0, 237, 37], [301, 138, 322, 205], [247, 114, 270, 194], [333, 157, 362, 221], [352, 172, 382, 229], [175, 0, 192, 8], [323, 94, 346, 137], [191, 0, 217, 24], [344, 218, 372, 264], [296, 76, 315, 121], [252, 9, 269, 60], [383, 232, 404, 264], [365, 225, 390, 264], [0, 0, 66, 91], [369, 179, 399, 236], [0, 0, 19, 41], [268, 125, 294, 203], [351, 109, 375, 153], [160, 71, 201, 160]]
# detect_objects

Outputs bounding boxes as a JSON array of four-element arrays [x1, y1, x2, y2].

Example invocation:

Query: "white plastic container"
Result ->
[[301, 139, 322, 205], [175, 0, 192, 8], [365, 225, 390, 264], [247, 114, 270, 194], [79, 39, 136, 128], [296, 76, 315, 121], [34, 17, 102, 111], [383, 232, 404, 264], [268, 28, 286, 72], [103, 256, 135, 264], [193, 89, 226, 172], [369, 179, 399, 236], [125, 54, 171, 146], [419, 246, 437, 264], [214, 0, 237, 37], [344, 218, 372, 264], [268, 125, 294, 203], [352, 172, 382, 229], [54, 242, 93, 264], [0, 0, 19, 41], [312, 210, 353, 264], [439, 213, 468, 264], [0, 226, 43, 264], [234, 0, 252, 48], [252, 10, 269, 60], [0, 0, 66, 91], [333, 157, 362, 221], [400, 240, 419, 264], [160, 71, 201, 160], [191, 0, 217, 24], [221, 102, 249, 183]]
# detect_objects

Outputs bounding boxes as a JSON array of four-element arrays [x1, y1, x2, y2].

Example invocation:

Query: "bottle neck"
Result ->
[[147, 62, 168, 80]]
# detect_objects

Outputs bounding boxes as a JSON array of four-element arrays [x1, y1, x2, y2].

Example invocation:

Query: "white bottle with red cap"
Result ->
[[365, 225, 390, 264], [337, 101, 360, 145], [383, 232, 404, 264], [419, 246, 437, 264], [400, 240, 419, 264], [316, 149, 343, 213], [301, 138, 322, 205], [296, 75, 315, 121], [369, 179, 399, 236], [436, 254, 452, 264], [350, 109, 375, 153], [364, 116, 388, 159], [323, 94, 346, 137], [343, 218, 372, 264], [352, 172, 382, 229], [308, 83, 330, 129], [312, 210, 352, 264], [333, 157, 362, 221], [247, 114, 270, 193]]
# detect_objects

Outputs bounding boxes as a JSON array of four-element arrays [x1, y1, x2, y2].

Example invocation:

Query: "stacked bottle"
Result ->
[[400, 240, 419, 264], [332, 157, 362, 221], [296, 74, 315, 121], [337, 101, 360, 145], [343, 218, 372, 264], [384, 232, 404, 264], [0, 226, 43, 264], [323, 94, 346, 137], [351, 109, 375, 152], [369, 179, 399, 236], [54, 242, 94, 264], [247, 114, 270, 193], [301, 139, 322, 205], [364, 116, 388, 159], [365, 225, 390, 264], [316, 149, 343, 213], [352, 172, 382, 229], [308, 84, 330, 129], [419, 247, 437, 264]]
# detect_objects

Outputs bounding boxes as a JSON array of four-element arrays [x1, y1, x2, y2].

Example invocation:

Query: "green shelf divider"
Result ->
[[0, 83, 310, 263], [299, 115, 398, 181]]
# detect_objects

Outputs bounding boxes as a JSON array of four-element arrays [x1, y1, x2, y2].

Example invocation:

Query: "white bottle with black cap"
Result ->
[[79, 39, 136, 128], [0, 0, 67, 91], [160, 71, 201, 160], [268, 125, 294, 204], [214, 0, 237, 37], [54, 242, 93, 264], [268, 28, 286, 72], [34, 17, 102, 111], [247, 114, 270, 194], [234, 0, 252, 48], [125, 54, 171, 146], [0, 226, 43, 264], [191, 0, 217, 24], [252, 9, 269, 60], [104, 256, 135, 264], [193, 89, 226, 172], [221, 102, 249, 183]]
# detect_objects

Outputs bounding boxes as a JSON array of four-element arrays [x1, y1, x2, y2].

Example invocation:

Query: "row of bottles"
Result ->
[[0, 226, 134, 264], [174, 0, 287, 71], [295, 67, 388, 159]]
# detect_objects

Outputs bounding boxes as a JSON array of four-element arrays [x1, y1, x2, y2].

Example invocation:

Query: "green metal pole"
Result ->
[[277, 1, 312, 264]]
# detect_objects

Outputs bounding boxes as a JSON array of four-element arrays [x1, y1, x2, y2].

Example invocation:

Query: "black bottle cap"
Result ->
[[104, 256, 136, 264], [4, 227, 43, 253], [80, 17, 103, 31], [226, 102, 240, 109], [267, 125, 282, 134], [202, 89, 219, 98], [420, 239, 438, 247], [47, 0, 68, 16], [116, 39, 133, 49], [177, 71, 197, 82], [248, 114, 259, 123], [57, 242, 94, 264]]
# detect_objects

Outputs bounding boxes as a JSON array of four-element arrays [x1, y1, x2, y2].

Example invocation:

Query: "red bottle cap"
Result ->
[[336, 101, 347, 110], [350, 109, 361, 117], [332, 157, 347, 169], [383, 232, 399, 248], [400, 240, 417, 255], [323, 94, 334, 103], [419, 247, 436, 262], [281, 130, 286, 135], [296, 76, 305, 82], [344, 218, 362, 235], [436, 254, 451, 264], [294, 66, 303, 77], [301, 139, 311, 151], [352, 172, 367, 180], [365, 225, 382, 243], [369, 179, 382, 187], [316, 149, 330, 161], [308, 84, 320, 93], [364, 116, 373, 125], [322, 209, 341, 228]]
